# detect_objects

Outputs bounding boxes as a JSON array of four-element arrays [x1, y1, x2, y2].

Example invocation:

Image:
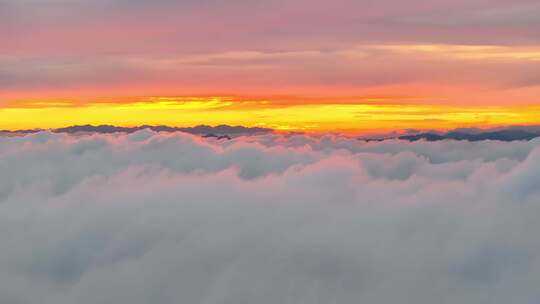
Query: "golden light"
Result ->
[[1, 96, 539, 134]]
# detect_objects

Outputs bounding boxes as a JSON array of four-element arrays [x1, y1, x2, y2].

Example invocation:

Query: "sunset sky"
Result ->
[[4, 2, 540, 302], [2, 0, 540, 131]]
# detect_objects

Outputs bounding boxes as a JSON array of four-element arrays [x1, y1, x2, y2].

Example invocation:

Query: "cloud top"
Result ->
[[2, 131, 540, 303]]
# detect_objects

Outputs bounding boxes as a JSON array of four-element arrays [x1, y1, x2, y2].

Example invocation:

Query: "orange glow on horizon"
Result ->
[[1, 96, 540, 134]]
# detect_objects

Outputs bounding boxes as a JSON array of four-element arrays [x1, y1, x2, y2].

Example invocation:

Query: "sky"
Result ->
[[1, 0, 540, 131], [3, 4, 540, 301]]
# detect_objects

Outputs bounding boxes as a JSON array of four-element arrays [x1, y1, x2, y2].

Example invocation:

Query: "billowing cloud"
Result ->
[[2, 131, 540, 303]]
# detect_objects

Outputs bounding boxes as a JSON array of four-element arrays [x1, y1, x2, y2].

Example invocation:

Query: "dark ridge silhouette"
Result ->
[[1, 124, 272, 139], [3, 125, 540, 142], [54, 125, 132, 134], [398, 133, 446, 142], [53, 124, 271, 135], [395, 129, 540, 142], [0, 128, 44, 134]]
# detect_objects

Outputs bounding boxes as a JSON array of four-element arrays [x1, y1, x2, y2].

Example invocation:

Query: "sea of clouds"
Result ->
[[2, 130, 540, 304]]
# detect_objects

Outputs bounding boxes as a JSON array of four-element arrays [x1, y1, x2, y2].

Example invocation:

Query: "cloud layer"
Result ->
[[2, 131, 540, 303]]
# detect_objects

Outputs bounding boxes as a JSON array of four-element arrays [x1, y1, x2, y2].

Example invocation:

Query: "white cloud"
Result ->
[[1, 131, 540, 303]]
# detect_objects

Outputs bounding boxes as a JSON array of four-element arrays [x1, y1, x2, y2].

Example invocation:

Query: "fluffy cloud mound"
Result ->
[[2, 131, 540, 304]]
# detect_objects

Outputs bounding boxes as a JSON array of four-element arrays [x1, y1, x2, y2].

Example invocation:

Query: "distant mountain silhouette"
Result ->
[[397, 133, 446, 142], [1, 124, 272, 139], [4, 125, 540, 142], [54, 124, 271, 135], [54, 125, 134, 134], [396, 129, 540, 142], [0, 128, 44, 134]]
